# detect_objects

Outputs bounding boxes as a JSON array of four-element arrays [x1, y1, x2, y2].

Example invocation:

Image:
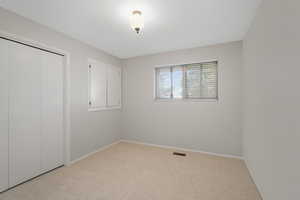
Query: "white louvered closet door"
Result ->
[[0, 37, 64, 189]]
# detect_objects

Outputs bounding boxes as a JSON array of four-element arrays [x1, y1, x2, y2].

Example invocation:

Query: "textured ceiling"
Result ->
[[0, 0, 261, 58]]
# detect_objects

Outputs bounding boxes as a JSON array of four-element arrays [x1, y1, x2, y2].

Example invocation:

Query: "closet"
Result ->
[[0, 37, 64, 192]]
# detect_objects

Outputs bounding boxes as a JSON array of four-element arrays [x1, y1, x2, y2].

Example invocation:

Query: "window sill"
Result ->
[[88, 106, 121, 112], [154, 98, 218, 103]]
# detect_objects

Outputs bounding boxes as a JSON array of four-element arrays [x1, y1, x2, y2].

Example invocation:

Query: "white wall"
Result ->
[[242, 0, 300, 199], [0, 7, 122, 161], [122, 41, 243, 156]]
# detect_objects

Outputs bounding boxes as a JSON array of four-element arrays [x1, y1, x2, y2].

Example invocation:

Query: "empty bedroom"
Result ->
[[0, 0, 299, 200]]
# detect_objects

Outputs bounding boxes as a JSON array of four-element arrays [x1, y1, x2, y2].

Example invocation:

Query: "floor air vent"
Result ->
[[173, 152, 186, 156]]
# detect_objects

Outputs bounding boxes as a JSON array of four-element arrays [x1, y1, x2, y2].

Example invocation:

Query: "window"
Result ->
[[88, 59, 121, 111], [107, 65, 122, 107], [155, 61, 218, 100]]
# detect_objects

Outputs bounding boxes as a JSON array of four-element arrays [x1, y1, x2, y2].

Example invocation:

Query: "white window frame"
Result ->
[[106, 64, 122, 109], [88, 58, 122, 111], [154, 61, 218, 102]]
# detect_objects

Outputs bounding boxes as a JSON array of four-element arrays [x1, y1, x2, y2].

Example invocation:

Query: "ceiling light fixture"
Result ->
[[130, 10, 144, 34]]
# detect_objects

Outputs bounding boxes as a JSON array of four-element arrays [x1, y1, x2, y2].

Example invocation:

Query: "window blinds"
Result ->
[[156, 67, 171, 99], [156, 61, 217, 100]]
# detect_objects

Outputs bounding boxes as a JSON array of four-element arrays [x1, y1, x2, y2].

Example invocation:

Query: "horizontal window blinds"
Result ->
[[156, 61, 217, 100], [156, 67, 171, 99]]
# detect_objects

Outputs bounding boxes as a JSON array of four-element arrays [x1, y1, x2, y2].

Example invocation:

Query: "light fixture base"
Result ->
[[135, 27, 140, 34], [132, 10, 142, 15]]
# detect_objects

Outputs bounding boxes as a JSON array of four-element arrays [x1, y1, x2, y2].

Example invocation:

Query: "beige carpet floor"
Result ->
[[0, 142, 261, 200]]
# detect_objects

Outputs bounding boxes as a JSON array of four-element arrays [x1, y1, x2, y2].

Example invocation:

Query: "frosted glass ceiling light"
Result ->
[[130, 10, 144, 34]]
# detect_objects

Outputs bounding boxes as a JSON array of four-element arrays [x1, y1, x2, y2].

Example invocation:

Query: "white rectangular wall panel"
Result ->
[[0, 39, 9, 192], [88, 59, 107, 110], [107, 65, 121, 107]]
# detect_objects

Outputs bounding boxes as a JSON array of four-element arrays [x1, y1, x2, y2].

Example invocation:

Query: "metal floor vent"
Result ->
[[173, 152, 187, 157]]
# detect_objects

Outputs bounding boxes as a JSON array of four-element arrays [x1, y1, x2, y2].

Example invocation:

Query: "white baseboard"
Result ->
[[120, 139, 244, 160], [69, 140, 121, 165], [244, 159, 264, 200], [69, 139, 243, 166]]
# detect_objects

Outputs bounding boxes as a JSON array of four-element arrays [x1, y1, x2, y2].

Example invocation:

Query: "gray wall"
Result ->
[[242, 0, 300, 199], [0, 7, 122, 161], [122, 41, 243, 156]]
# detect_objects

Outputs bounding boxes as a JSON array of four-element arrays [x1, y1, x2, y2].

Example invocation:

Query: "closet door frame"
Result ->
[[0, 30, 72, 166]]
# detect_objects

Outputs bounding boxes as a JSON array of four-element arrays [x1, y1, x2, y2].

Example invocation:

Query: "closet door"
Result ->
[[0, 39, 9, 192], [0, 37, 64, 188], [9, 41, 43, 186], [40, 52, 64, 173]]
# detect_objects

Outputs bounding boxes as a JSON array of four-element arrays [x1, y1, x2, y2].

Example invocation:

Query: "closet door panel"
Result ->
[[9, 43, 42, 187], [41, 52, 64, 172], [0, 39, 9, 192]]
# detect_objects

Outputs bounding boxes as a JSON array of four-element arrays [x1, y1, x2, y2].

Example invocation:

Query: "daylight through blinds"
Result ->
[[156, 61, 217, 99]]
